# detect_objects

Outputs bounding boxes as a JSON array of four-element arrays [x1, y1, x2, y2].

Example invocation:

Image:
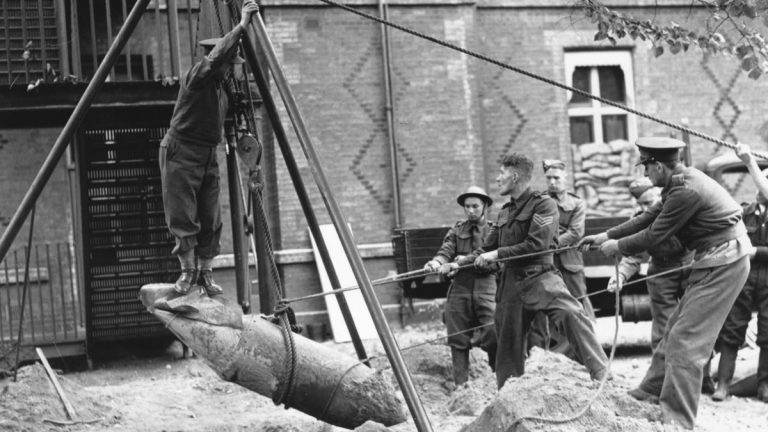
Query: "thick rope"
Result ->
[[281, 245, 584, 304], [313, 0, 768, 160], [576, 262, 693, 300]]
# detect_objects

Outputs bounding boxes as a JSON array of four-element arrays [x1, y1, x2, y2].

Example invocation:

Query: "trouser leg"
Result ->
[[647, 263, 688, 351], [451, 348, 470, 385], [195, 147, 222, 259], [526, 312, 549, 351], [445, 289, 472, 350], [560, 267, 595, 320], [474, 288, 497, 371], [546, 301, 607, 378], [641, 257, 749, 429], [495, 299, 525, 389], [757, 349, 768, 402], [160, 135, 205, 255], [711, 344, 738, 401]]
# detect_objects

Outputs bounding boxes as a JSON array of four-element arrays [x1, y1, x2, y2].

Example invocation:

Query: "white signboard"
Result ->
[[309, 224, 377, 342]]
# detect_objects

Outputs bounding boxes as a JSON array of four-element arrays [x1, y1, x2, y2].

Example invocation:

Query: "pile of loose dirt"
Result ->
[[461, 348, 665, 432], [0, 363, 111, 431]]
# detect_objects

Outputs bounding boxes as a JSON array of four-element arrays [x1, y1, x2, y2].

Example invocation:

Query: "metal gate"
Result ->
[[0, 242, 83, 368], [78, 126, 178, 345]]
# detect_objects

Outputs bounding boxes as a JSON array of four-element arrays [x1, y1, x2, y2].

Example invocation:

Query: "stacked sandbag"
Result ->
[[572, 139, 640, 218]]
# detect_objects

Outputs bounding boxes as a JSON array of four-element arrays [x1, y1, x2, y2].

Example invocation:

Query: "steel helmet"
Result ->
[[457, 186, 493, 207]]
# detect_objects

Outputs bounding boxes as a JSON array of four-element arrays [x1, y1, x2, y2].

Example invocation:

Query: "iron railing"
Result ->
[[0, 0, 202, 86], [0, 242, 83, 358]]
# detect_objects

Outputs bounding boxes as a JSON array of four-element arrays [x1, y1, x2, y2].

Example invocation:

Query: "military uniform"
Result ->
[[715, 201, 768, 397], [614, 209, 693, 350], [431, 219, 498, 379], [159, 26, 246, 260], [529, 191, 594, 355], [609, 161, 751, 429], [550, 191, 594, 316], [473, 187, 607, 389]]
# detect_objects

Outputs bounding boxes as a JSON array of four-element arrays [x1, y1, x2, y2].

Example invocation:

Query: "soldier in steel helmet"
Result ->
[[424, 186, 498, 386], [159, 1, 259, 297]]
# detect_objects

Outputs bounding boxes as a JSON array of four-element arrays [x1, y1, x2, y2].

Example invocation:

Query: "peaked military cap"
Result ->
[[542, 159, 566, 172], [199, 38, 245, 64], [628, 177, 654, 199], [457, 185, 493, 206], [635, 137, 686, 166]]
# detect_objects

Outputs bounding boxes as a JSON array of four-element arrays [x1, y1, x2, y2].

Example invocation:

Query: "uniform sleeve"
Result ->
[[559, 198, 585, 247], [618, 187, 703, 255], [497, 198, 557, 259], [617, 253, 644, 281], [432, 226, 459, 264], [186, 24, 245, 90], [607, 201, 662, 239]]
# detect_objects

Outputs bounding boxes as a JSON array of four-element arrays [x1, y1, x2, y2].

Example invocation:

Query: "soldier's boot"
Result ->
[[174, 249, 197, 295], [198, 257, 223, 296], [757, 349, 768, 403], [712, 345, 737, 401], [451, 348, 470, 386]]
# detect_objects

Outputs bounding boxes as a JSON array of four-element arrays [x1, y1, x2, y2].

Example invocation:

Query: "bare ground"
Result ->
[[1, 318, 766, 432]]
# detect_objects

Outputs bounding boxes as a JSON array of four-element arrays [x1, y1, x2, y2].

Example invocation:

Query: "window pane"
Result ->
[[569, 67, 591, 104], [598, 66, 626, 103], [570, 116, 594, 144], [602, 115, 628, 142]]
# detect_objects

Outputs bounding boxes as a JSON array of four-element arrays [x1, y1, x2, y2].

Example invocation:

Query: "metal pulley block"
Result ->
[[236, 132, 262, 170]]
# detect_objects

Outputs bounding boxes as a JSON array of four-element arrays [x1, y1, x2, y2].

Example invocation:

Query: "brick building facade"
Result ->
[[2, 1, 768, 343], [262, 0, 768, 249]]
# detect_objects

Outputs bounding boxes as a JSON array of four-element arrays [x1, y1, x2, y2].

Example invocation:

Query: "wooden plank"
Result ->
[[309, 224, 377, 343], [35, 347, 76, 420]]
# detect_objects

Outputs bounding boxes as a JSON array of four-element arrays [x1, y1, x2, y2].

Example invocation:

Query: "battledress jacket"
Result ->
[[167, 25, 245, 147], [432, 219, 498, 289], [608, 166, 747, 268], [546, 191, 585, 272], [474, 188, 562, 308]]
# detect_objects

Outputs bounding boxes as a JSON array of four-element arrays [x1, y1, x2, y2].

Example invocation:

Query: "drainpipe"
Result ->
[[378, 0, 402, 229], [54, 0, 70, 77]]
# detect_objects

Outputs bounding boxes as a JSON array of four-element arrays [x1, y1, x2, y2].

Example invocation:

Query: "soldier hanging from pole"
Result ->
[[159, 1, 259, 296]]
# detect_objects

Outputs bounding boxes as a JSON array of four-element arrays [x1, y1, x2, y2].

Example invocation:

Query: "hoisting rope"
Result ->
[[281, 244, 587, 304], [576, 261, 693, 301], [313, 0, 768, 161], [213, 0, 299, 409]]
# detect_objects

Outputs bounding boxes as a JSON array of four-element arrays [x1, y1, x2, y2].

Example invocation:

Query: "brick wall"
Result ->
[[0, 129, 72, 252], [5, 2, 768, 320], [263, 3, 485, 248], [260, 1, 768, 250]]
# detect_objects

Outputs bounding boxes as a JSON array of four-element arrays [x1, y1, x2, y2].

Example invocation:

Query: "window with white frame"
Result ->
[[564, 51, 638, 217], [564, 51, 636, 145]]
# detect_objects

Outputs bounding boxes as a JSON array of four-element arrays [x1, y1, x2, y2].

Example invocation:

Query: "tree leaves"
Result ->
[[576, 0, 768, 79]]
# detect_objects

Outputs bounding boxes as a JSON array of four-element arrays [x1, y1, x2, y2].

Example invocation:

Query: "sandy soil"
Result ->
[[1, 318, 766, 432]]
